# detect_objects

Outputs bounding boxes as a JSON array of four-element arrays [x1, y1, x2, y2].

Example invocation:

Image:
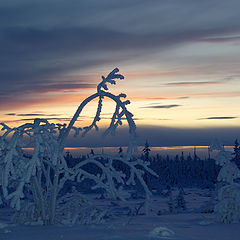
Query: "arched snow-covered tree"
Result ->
[[0, 68, 157, 225]]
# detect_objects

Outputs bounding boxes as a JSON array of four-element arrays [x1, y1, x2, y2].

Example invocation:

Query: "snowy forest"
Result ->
[[1, 69, 240, 240]]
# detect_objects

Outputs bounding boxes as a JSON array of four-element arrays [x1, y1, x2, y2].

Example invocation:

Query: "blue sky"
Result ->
[[0, 0, 240, 146]]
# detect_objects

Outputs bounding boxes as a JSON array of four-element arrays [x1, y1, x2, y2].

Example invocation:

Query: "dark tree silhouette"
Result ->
[[90, 149, 95, 156], [232, 139, 240, 168], [118, 147, 123, 158], [143, 140, 151, 161]]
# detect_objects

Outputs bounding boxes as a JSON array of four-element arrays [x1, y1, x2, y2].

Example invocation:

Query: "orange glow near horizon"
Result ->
[[1, 85, 240, 129], [1, 1, 240, 149], [1, 49, 240, 129]]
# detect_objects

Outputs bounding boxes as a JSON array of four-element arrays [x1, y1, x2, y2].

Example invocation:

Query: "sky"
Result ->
[[0, 0, 240, 147]]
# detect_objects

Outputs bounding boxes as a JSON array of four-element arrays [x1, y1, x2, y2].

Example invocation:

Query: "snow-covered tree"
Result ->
[[167, 190, 174, 213], [0, 68, 157, 225], [175, 187, 186, 211], [210, 142, 240, 223]]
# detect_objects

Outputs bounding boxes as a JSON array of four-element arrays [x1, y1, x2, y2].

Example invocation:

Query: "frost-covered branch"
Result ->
[[59, 68, 137, 158], [0, 68, 156, 225], [60, 69, 124, 146], [73, 154, 157, 204], [97, 68, 124, 94]]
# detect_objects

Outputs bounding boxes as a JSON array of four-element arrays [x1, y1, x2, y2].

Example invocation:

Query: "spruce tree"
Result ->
[[143, 140, 151, 161], [90, 149, 95, 155], [168, 190, 174, 213], [175, 187, 186, 211], [118, 147, 123, 158], [232, 139, 240, 168]]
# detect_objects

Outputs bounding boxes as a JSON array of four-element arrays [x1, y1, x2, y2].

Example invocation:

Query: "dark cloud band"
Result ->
[[142, 104, 181, 109], [198, 116, 238, 120]]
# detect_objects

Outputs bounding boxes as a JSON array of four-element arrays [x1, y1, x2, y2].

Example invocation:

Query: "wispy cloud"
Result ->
[[189, 91, 240, 98], [147, 96, 189, 100], [5, 113, 61, 117], [1, 0, 240, 112], [200, 36, 240, 43], [125, 69, 196, 79], [34, 83, 95, 93], [5, 113, 16, 116], [157, 118, 172, 121], [198, 116, 238, 120], [0, 91, 90, 111], [164, 81, 224, 87], [142, 104, 181, 109], [2, 117, 82, 123]]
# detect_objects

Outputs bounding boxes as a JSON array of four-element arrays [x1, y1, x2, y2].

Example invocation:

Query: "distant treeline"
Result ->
[[64, 151, 220, 194], [143, 154, 220, 191]]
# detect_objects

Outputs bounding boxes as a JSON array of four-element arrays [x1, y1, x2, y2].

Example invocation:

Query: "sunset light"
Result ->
[[0, 1, 239, 146], [1, 1, 240, 238]]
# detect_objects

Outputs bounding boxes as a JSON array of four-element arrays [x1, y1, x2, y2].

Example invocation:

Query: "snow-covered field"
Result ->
[[1, 188, 239, 240]]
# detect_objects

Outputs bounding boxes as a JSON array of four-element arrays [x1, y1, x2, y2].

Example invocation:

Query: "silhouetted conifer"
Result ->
[[143, 140, 151, 161], [232, 139, 240, 168]]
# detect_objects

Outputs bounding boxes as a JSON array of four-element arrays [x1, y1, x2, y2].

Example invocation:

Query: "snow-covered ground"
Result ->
[[1, 188, 239, 240]]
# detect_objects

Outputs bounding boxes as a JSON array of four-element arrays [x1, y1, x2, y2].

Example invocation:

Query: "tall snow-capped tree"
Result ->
[[0, 68, 157, 225], [210, 142, 240, 223]]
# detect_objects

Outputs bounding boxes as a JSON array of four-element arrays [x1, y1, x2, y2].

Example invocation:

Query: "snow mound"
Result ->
[[198, 220, 212, 225], [0, 222, 8, 229], [149, 226, 175, 239]]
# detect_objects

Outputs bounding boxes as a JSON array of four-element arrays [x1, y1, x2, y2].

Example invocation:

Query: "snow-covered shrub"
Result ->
[[166, 187, 186, 213], [199, 191, 216, 214], [0, 120, 73, 225], [149, 226, 175, 239], [167, 190, 174, 213], [126, 202, 145, 225], [215, 183, 240, 223], [56, 187, 110, 225], [210, 142, 240, 223], [175, 187, 186, 211], [200, 201, 215, 214], [0, 68, 157, 225]]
